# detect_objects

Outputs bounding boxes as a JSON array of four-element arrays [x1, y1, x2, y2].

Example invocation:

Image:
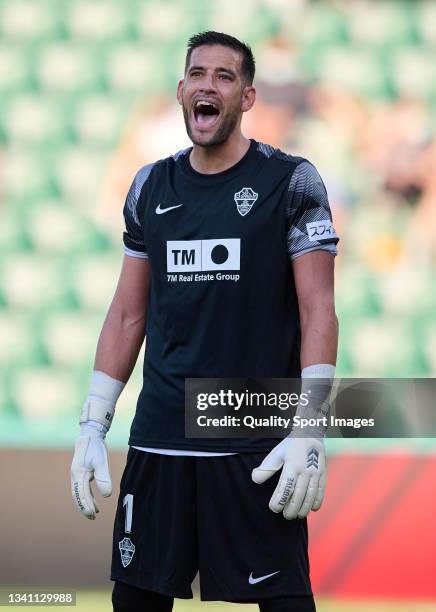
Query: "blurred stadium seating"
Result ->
[[0, 0, 435, 448]]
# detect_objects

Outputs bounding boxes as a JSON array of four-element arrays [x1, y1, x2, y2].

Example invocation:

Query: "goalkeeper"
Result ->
[[71, 30, 338, 612]]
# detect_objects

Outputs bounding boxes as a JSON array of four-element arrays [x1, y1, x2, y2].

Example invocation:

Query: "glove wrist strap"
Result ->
[[291, 363, 335, 439], [80, 398, 115, 429], [79, 371, 125, 430]]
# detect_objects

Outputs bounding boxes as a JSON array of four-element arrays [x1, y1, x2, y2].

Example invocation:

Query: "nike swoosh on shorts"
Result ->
[[248, 571, 280, 585]]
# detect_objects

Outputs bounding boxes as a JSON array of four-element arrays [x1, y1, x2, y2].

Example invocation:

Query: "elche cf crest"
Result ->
[[119, 537, 135, 568], [234, 187, 258, 216]]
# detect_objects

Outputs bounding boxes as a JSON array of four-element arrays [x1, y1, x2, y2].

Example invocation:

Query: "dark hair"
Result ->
[[185, 31, 255, 85]]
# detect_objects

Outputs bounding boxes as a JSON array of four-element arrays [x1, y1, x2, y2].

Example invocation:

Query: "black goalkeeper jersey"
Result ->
[[122, 139, 338, 452]]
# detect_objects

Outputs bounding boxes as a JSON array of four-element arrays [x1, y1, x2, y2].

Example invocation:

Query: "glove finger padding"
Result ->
[[312, 469, 326, 511], [269, 466, 297, 512], [251, 439, 287, 484], [289, 440, 325, 518], [71, 436, 101, 519], [297, 474, 320, 519], [93, 440, 112, 498], [283, 473, 311, 519], [71, 468, 98, 520]]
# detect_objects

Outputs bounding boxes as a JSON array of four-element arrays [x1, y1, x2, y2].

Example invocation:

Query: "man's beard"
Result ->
[[182, 102, 240, 147]]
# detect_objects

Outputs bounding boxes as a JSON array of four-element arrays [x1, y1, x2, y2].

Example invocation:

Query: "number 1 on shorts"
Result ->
[[123, 494, 134, 534]]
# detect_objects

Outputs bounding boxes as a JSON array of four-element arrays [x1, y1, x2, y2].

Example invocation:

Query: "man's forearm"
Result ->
[[299, 305, 338, 369], [93, 304, 147, 384], [292, 305, 338, 439]]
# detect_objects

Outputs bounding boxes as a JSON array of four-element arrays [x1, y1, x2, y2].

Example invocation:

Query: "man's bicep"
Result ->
[[116, 162, 155, 317], [112, 255, 151, 318]]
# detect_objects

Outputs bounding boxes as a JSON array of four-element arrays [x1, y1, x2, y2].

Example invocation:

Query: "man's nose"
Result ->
[[198, 73, 216, 92]]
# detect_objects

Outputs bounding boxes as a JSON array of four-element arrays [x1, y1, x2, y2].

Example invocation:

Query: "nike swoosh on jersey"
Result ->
[[155, 203, 183, 215], [248, 571, 280, 585]]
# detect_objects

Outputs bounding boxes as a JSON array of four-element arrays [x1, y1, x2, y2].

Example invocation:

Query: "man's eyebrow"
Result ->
[[188, 65, 237, 77], [187, 65, 204, 73], [215, 67, 237, 77]]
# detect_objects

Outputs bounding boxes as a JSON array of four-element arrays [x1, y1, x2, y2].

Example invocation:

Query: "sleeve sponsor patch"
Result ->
[[306, 220, 337, 242]]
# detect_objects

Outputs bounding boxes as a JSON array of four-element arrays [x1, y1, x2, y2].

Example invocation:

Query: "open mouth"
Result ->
[[193, 99, 221, 130]]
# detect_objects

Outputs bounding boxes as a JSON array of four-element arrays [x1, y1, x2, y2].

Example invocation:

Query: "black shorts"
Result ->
[[111, 448, 313, 603]]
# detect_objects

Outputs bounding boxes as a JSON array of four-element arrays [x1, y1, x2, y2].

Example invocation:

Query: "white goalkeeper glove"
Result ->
[[71, 371, 124, 520], [252, 436, 326, 519], [252, 364, 334, 520]]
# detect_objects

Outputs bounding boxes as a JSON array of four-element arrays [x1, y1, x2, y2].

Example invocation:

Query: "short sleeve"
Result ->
[[122, 163, 154, 259], [286, 161, 339, 260]]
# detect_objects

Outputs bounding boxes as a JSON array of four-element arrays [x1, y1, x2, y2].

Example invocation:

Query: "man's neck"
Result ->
[[189, 133, 251, 175]]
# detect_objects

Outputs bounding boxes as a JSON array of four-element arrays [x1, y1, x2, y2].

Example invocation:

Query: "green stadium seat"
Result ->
[[347, 317, 422, 377], [11, 366, 82, 419], [71, 94, 128, 145], [416, 1, 436, 45], [3, 151, 55, 201], [0, 207, 31, 253], [35, 43, 102, 93], [104, 43, 165, 93], [1, 254, 73, 310], [2, 94, 66, 145], [66, 0, 129, 41], [299, 4, 348, 46], [40, 311, 100, 367], [0, 371, 10, 416], [335, 335, 354, 377], [347, 1, 415, 47], [0, 46, 31, 93], [136, 1, 196, 39], [26, 201, 109, 254], [423, 324, 436, 375], [55, 147, 107, 201], [377, 268, 436, 316], [0, 362, 25, 419], [319, 46, 389, 99], [336, 267, 381, 317], [0, 0, 58, 40], [70, 254, 119, 310], [391, 47, 436, 100], [0, 312, 41, 367]]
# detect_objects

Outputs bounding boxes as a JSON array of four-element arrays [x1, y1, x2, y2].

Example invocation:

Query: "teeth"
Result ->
[[195, 100, 217, 109]]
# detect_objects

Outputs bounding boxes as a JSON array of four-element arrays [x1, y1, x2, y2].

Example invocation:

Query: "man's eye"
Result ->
[[219, 74, 232, 80]]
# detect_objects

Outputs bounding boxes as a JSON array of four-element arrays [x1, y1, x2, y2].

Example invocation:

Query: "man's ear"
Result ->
[[241, 85, 256, 113], [176, 79, 184, 105]]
